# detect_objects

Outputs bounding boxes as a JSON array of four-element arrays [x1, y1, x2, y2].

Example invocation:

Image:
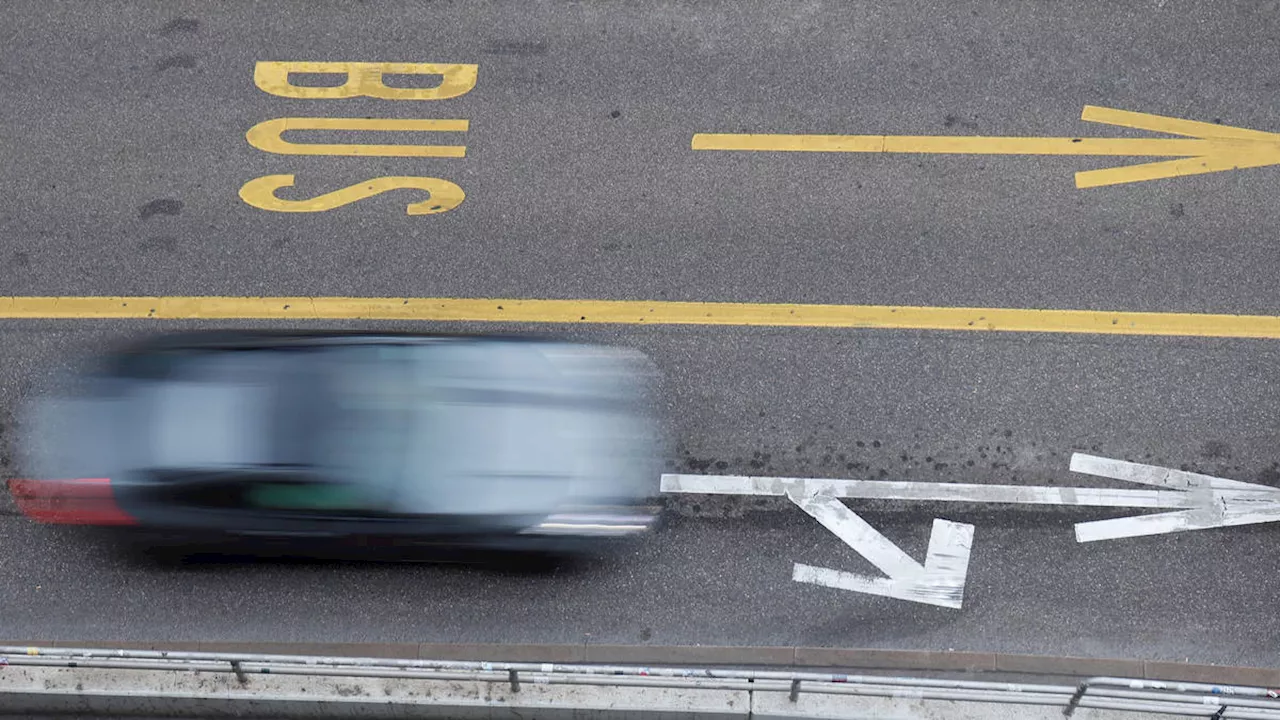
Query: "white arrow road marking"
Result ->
[[786, 487, 973, 609], [1069, 453, 1280, 542], [661, 452, 1280, 608]]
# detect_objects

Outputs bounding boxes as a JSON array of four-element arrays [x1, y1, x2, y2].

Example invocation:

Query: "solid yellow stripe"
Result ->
[[693, 133, 1224, 157], [3, 297, 1280, 339]]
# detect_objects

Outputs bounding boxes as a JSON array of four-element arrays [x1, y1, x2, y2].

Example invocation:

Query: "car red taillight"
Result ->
[[7, 477, 138, 526]]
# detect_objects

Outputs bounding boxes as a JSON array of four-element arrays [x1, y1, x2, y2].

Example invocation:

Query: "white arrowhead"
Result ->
[[1069, 453, 1280, 542], [785, 487, 973, 609]]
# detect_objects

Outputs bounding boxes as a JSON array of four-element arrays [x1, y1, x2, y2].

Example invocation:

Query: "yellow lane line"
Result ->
[[2, 297, 1280, 339], [692, 134, 1232, 157]]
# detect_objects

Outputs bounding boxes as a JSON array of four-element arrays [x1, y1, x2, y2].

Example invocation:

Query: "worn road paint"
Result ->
[[6, 297, 1280, 340], [239, 175, 465, 215], [254, 61, 478, 101], [693, 106, 1280, 188], [246, 118, 469, 158], [786, 488, 972, 609], [661, 473, 1196, 508], [663, 454, 1280, 607], [1068, 454, 1280, 542]]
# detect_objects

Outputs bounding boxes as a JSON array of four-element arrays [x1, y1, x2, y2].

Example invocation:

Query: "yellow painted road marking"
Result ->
[[693, 106, 1280, 188], [254, 61, 479, 101], [239, 175, 465, 215], [246, 118, 469, 158], [4, 297, 1280, 339]]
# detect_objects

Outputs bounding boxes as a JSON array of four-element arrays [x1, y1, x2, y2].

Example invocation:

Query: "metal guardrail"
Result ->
[[2, 646, 1280, 718]]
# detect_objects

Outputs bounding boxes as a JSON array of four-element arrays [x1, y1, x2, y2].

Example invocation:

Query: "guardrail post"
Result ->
[[1063, 681, 1088, 717], [1210, 706, 1227, 720], [789, 679, 801, 702], [509, 669, 521, 692], [229, 660, 247, 685]]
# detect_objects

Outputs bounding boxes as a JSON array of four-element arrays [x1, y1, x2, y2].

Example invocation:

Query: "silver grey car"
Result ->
[[11, 330, 664, 559]]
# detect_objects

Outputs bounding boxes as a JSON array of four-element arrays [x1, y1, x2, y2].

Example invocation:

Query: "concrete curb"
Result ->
[[5, 641, 1277, 687]]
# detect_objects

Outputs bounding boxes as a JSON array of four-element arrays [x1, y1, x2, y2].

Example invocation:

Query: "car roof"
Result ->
[[105, 328, 566, 354]]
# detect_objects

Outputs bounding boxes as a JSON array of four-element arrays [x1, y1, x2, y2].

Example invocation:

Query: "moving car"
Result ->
[[10, 330, 664, 559]]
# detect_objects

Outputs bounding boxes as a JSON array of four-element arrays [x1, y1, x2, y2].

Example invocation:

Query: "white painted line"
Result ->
[[785, 488, 919, 578], [922, 518, 975, 585], [1069, 453, 1261, 491], [661, 473, 1193, 509], [784, 488, 973, 609], [1074, 509, 1203, 543], [792, 563, 899, 599]]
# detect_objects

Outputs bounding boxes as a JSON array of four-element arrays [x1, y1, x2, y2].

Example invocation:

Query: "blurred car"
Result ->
[[9, 330, 664, 559]]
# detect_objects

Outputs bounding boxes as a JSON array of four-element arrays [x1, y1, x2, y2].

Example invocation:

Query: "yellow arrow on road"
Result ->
[[692, 106, 1280, 188]]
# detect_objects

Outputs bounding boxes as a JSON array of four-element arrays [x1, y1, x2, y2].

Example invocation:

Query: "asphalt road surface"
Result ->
[[3, 1, 1280, 667]]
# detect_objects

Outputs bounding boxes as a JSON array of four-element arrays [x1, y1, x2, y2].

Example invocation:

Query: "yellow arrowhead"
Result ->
[[1072, 106, 1280, 188]]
